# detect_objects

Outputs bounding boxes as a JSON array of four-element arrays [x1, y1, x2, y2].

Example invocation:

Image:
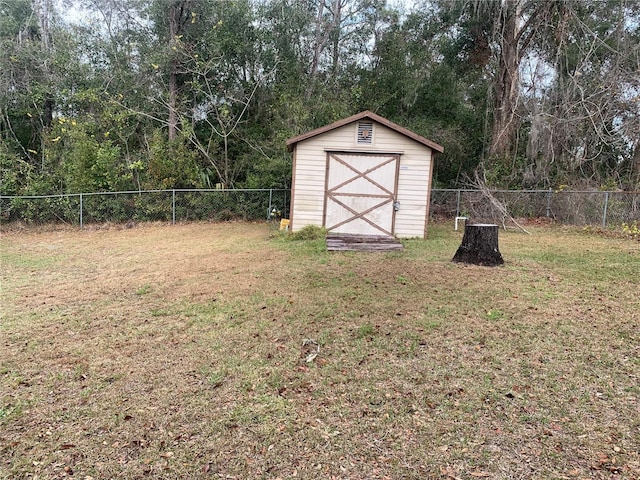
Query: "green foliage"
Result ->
[[5, 195, 78, 224], [0, 146, 32, 195], [244, 154, 292, 189], [58, 127, 124, 193], [145, 130, 199, 189]]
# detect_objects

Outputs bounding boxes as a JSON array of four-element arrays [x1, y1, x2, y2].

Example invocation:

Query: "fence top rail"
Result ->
[[0, 193, 75, 199], [0, 190, 168, 199], [2, 188, 638, 200], [172, 188, 289, 193], [431, 188, 551, 193], [0, 188, 290, 199], [431, 189, 640, 195]]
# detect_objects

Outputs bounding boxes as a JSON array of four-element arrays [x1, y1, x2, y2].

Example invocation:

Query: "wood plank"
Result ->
[[326, 234, 403, 252]]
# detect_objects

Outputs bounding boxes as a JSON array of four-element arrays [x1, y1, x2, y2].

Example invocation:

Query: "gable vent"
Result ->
[[357, 121, 373, 144]]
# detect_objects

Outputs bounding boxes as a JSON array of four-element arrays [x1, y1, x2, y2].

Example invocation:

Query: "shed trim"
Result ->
[[289, 145, 299, 231], [423, 150, 435, 237], [286, 111, 444, 153], [323, 149, 404, 155]]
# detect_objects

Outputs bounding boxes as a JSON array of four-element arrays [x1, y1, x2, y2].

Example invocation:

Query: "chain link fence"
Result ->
[[0, 189, 289, 227], [428, 189, 640, 227], [1, 188, 638, 228]]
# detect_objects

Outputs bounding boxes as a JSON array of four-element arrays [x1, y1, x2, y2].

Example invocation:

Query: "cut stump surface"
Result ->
[[452, 223, 504, 266]]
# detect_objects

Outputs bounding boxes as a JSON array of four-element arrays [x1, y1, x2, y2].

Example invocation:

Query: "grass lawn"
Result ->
[[1, 221, 639, 479]]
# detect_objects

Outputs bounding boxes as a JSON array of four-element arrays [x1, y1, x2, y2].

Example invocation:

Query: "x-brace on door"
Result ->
[[324, 152, 400, 236]]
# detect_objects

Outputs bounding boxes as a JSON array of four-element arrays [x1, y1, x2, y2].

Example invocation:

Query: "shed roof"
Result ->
[[285, 110, 444, 153]]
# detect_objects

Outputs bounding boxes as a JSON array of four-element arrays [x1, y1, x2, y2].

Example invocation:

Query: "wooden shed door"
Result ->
[[324, 152, 399, 236]]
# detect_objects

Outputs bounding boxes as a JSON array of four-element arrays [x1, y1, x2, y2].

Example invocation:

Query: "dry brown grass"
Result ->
[[1, 221, 639, 480]]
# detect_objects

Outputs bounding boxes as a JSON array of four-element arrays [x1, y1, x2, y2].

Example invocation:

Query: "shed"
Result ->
[[286, 111, 444, 239]]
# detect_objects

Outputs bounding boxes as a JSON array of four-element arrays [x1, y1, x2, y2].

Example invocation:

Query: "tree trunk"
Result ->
[[633, 145, 640, 189], [168, 65, 178, 141], [452, 224, 504, 266], [168, 3, 180, 141], [488, 0, 520, 161], [167, 0, 192, 141], [306, 0, 327, 100], [330, 0, 342, 76], [34, 0, 51, 49]]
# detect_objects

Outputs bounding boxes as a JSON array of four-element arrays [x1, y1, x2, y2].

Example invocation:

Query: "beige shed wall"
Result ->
[[291, 121, 433, 238]]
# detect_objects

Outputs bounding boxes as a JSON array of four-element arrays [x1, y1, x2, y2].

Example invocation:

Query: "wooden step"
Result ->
[[326, 234, 403, 252]]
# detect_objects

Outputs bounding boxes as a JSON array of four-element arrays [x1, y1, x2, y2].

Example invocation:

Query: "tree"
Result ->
[[361, 3, 489, 186], [0, 0, 53, 169], [525, 0, 640, 188], [0, 0, 89, 193], [2, 0, 638, 196]]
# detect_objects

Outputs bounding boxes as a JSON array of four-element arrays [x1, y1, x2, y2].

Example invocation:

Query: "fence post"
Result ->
[[172, 189, 176, 225], [79, 193, 83, 229], [602, 191, 609, 228], [546, 188, 552, 218], [267, 189, 273, 220], [456, 189, 461, 217]]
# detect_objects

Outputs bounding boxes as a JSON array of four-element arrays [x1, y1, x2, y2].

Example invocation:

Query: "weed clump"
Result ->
[[582, 221, 640, 241], [621, 221, 639, 240], [287, 225, 327, 241]]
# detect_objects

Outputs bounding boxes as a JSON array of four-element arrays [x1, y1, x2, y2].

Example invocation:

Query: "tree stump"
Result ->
[[452, 223, 504, 266]]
